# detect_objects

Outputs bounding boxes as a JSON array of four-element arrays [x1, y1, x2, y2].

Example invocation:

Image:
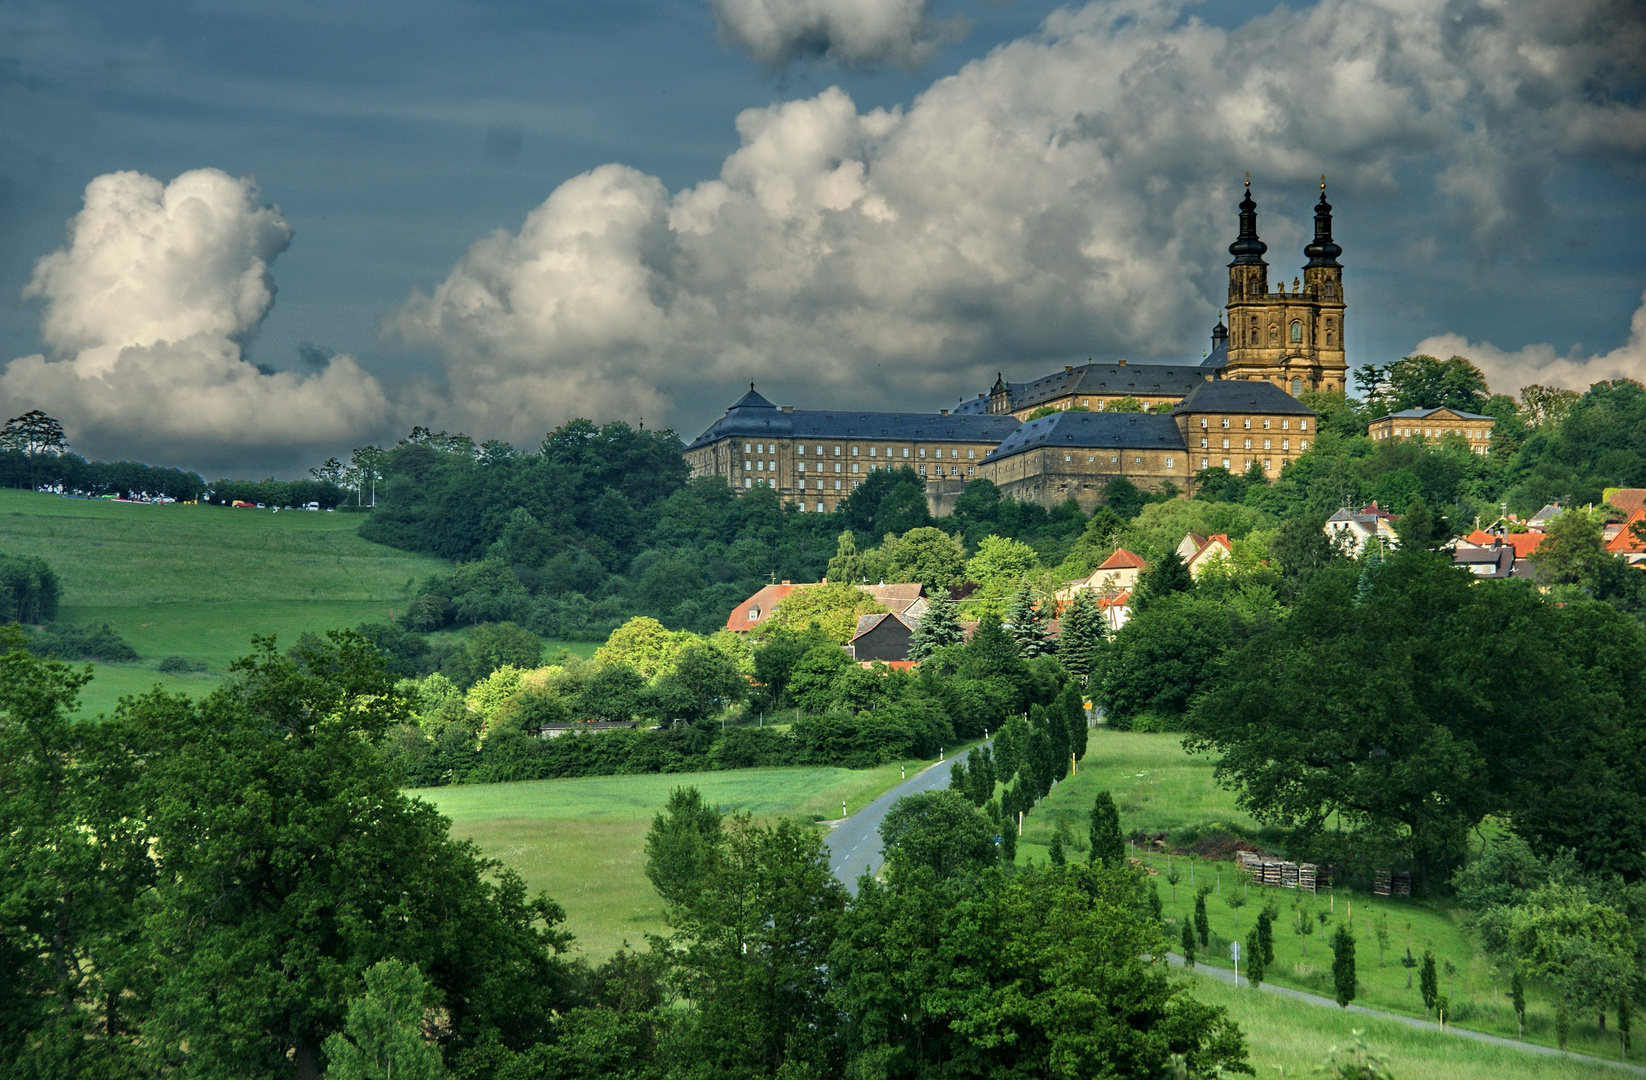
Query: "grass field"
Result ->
[[414, 760, 939, 961], [1188, 974, 1632, 1079], [1014, 728, 1624, 1061], [0, 489, 596, 715]]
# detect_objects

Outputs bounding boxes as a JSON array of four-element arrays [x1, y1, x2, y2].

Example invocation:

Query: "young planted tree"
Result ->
[[1331, 924, 1357, 1008], [1088, 790, 1124, 867], [1420, 951, 1438, 1020], [1165, 859, 1181, 902], [1148, 880, 1163, 922], [1181, 922, 1197, 968], [1245, 927, 1266, 988], [1224, 890, 1246, 931], [1256, 905, 1276, 967], [1194, 892, 1210, 950], [1048, 831, 1066, 866]]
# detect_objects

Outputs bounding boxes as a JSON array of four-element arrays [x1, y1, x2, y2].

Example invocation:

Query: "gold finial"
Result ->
[[1320, 174, 1326, 191], [1245, 171, 1251, 186]]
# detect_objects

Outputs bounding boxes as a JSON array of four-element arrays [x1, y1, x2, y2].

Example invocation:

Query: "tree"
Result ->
[[826, 529, 872, 584], [592, 616, 691, 681], [1056, 588, 1102, 682], [906, 592, 964, 662], [648, 643, 745, 723], [1331, 924, 1357, 1008], [310, 457, 348, 487], [1088, 789, 1124, 867], [321, 960, 446, 1080], [1048, 830, 1066, 866], [1519, 384, 1580, 428], [1181, 921, 1197, 967], [1528, 507, 1610, 586], [1420, 950, 1438, 1019], [1392, 494, 1449, 550], [0, 410, 66, 456], [881, 526, 967, 592], [347, 445, 387, 506], [1383, 354, 1489, 413], [644, 786, 724, 909], [1257, 905, 1275, 966], [1098, 593, 1236, 729], [760, 582, 885, 645], [1245, 927, 1265, 988], [1511, 970, 1526, 1037], [1194, 892, 1210, 949], [1004, 582, 1050, 657], [1132, 548, 1193, 611]]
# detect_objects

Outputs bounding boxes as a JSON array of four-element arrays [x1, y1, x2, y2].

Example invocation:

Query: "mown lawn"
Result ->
[[1015, 728, 1626, 1062], [414, 761, 928, 962]]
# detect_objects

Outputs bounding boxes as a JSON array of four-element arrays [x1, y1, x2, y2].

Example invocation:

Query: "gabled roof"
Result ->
[[727, 582, 800, 632], [1607, 489, 1646, 518], [1094, 589, 1131, 609], [1606, 508, 1646, 554], [851, 612, 919, 640], [1462, 529, 1545, 558], [1528, 504, 1563, 527], [1097, 547, 1148, 571], [981, 361, 1228, 414], [1171, 378, 1317, 416], [981, 411, 1185, 463], [1374, 406, 1495, 422]]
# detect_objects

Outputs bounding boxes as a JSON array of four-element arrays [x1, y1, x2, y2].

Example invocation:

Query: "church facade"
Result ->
[[684, 182, 1342, 512]]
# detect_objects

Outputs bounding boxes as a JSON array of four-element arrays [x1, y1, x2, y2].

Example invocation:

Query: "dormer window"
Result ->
[[748, 606, 760, 621]]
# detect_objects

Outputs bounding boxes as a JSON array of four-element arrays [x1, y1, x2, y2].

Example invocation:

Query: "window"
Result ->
[[1282, 439, 1290, 450], [1290, 320, 1302, 343], [936, 448, 944, 458], [1300, 420, 1308, 431], [1243, 418, 1251, 429], [1201, 458, 1209, 469], [834, 480, 841, 490], [1301, 440, 1310, 451], [1264, 459, 1272, 471], [1263, 439, 1271, 450], [833, 462, 841, 473], [798, 462, 806, 473], [1081, 399, 1089, 406], [1243, 438, 1251, 449], [902, 447, 909, 458], [1263, 419, 1271, 429], [918, 448, 926, 458], [833, 446, 841, 456], [748, 607, 760, 621], [744, 443, 752, 452], [1111, 455, 1119, 463], [967, 467, 974, 476], [797, 445, 805, 455], [869, 446, 876, 457], [816, 502, 824, 513], [1064, 454, 1071, 462], [1133, 456, 1142, 464], [1221, 438, 1229, 449], [1222, 458, 1230, 470], [1291, 377, 1303, 395], [1165, 456, 1174, 468], [1325, 281, 1336, 298], [851, 464, 859, 474], [816, 445, 823, 455], [1200, 418, 1208, 429], [968, 450, 976, 459], [1200, 438, 1207, 448], [744, 478, 752, 488], [918, 465, 927, 476], [1282, 419, 1290, 430], [744, 460, 751, 471], [1221, 418, 1230, 428], [851, 446, 859, 456]]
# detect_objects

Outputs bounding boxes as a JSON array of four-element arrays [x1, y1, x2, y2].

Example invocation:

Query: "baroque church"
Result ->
[[683, 181, 1346, 513]]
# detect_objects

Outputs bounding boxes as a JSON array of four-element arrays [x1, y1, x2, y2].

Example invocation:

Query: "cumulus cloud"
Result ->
[[1414, 290, 1646, 397], [708, 0, 947, 69], [391, 0, 1646, 440], [2, 169, 391, 468]]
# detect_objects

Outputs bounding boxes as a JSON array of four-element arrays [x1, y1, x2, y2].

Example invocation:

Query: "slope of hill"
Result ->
[[0, 490, 449, 714]]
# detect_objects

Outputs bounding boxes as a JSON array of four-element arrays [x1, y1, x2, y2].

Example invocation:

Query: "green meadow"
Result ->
[[0, 488, 594, 716], [1017, 729, 1626, 1062], [413, 761, 927, 961]]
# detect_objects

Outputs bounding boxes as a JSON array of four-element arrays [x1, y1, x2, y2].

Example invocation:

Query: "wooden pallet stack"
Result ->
[[1392, 872, 1412, 897], [1372, 868, 1392, 896]]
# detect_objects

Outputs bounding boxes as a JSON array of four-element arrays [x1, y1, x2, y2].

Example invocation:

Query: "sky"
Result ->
[[2, 0, 1643, 476]]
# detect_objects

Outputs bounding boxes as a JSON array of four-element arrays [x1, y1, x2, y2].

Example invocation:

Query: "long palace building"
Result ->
[[684, 180, 1341, 513]]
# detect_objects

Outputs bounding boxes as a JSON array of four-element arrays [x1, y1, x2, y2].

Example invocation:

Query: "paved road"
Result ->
[[825, 752, 968, 893], [1169, 953, 1646, 1076]]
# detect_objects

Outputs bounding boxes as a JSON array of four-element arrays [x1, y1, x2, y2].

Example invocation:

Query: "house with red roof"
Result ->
[[1185, 534, 1235, 578], [1055, 547, 1147, 609], [726, 582, 801, 631], [1606, 507, 1646, 566]]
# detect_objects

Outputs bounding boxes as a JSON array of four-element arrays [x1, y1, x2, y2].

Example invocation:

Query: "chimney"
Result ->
[[1118, 359, 1127, 366], [782, 579, 791, 585], [781, 405, 794, 413], [1064, 365, 1073, 372], [940, 408, 949, 416]]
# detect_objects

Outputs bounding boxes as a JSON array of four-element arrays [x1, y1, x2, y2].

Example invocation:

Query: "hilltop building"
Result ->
[[685, 181, 1343, 513], [1368, 408, 1495, 455]]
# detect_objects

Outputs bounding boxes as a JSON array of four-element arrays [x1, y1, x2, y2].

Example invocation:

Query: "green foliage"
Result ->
[[1382, 354, 1490, 414], [1088, 789, 1124, 867], [0, 552, 60, 623], [1246, 926, 1266, 988], [157, 654, 207, 674], [321, 960, 447, 1080], [1097, 592, 1241, 729], [759, 582, 885, 645], [1004, 581, 1050, 657], [906, 591, 964, 661], [1195, 893, 1211, 949], [25, 621, 138, 662], [1420, 951, 1439, 1017], [1332, 924, 1358, 1008], [1182, 921, 1197, 967], [825, 528, 871, 584], [966, 533, 1040, 597], [881, 789, 1000, 880], [642, 786, 724, 910], [878, 526, 967, 591]]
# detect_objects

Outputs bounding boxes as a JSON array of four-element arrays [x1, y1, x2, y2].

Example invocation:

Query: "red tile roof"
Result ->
[[726, 583, 800, 632], [1607, 508, 1646, 554], [1463, 529, 1545, 558], [1098, 547, 1148, 571], [1608, 489, 1646, 519]]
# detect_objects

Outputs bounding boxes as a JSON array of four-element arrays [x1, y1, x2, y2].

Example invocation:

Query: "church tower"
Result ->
[[1222, 178, 1348, 396]]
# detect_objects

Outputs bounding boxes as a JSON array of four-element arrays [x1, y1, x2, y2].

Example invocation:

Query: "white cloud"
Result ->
[[708, 0, 946, 69], [393, 0, 1646, 440], [1414, 290, 1646, 397], [2, 169, 391, 468]]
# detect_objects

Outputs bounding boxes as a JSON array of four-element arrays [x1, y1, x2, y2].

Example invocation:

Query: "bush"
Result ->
[[29, 622, 138, 662], [157, 655, 208, 674]]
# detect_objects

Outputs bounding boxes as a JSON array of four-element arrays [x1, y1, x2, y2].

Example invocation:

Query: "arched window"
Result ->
[[1290, 320, 1302, 343], [1291, 377, 1303, 395], [1324, 281, 1336, 298]]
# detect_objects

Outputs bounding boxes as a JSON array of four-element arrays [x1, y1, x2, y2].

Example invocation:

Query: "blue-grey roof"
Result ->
[[982, 411, 1186, 464], [688, 392, 1021, 450], [989, 362, 1225, 414], [1374, 407, 1495, 421], [1170, 378, 1317, 416]]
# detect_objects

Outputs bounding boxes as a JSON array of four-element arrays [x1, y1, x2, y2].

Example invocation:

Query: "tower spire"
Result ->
[[1304, 175, 1342, 268], [1228, 175, 1268, 265]]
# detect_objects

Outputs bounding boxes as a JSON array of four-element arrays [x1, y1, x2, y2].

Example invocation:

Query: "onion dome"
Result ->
[[1228, 177, 1268, 265], [1304, 177, 1343, 268]]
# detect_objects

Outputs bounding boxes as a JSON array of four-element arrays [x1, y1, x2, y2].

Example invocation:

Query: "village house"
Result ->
[[1367, 407, 1495, 455], [1324, 503, 1399, 556], [1184, 534, 1234, 578], [725, 581, 928, 633]]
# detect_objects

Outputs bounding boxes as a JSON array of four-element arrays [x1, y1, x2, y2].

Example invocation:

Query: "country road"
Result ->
[[824, 751, 970, 893]]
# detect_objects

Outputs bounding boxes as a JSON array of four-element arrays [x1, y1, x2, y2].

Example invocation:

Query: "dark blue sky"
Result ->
[[3, 0, 1642, 472]]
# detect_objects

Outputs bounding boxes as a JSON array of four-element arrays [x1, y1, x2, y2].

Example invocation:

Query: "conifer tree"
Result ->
[[1180, 921, 1197, 968], [1420, 950, 1438, 1020], [1331, 924, 1357, 1008], [1060, 684, 1089, 763], [1353, 543, 1383, 606], [1133, 548, 1193, 611], [1256, 904, 1275, 966], [1245, 927, 1265, 987], [1048, 831, 1066, 866], [1057, 589, 1101, 680], [1194, 892, 1210, 949], [1088, 789, 1124, 866], [906, 591, 964, 661], [1004, 582, 1049, 657]]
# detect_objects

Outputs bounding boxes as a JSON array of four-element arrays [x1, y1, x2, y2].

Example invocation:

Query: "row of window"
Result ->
[[742, 441, 978, 460], [1201, 416, 1307, 431], [1200, 458, 1274, 472], [1376, 427, 1488, 441], [1200, 437, 1306, 451]]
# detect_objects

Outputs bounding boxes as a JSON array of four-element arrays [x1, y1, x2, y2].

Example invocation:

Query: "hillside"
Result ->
[[0, 489, 448, 714]]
